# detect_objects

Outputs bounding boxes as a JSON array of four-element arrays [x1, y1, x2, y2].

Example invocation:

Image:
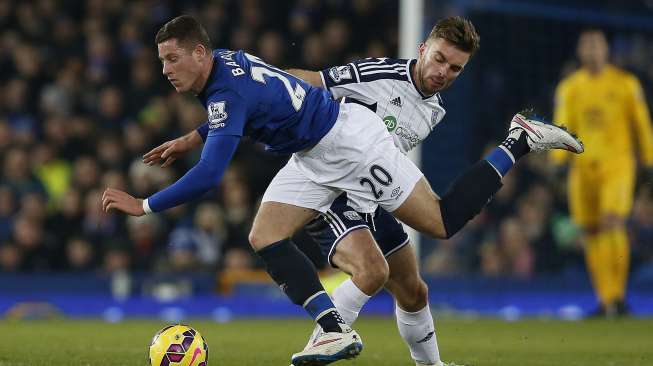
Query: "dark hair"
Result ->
[[428, 16, 480, 55], [155, 15, 212, 51]]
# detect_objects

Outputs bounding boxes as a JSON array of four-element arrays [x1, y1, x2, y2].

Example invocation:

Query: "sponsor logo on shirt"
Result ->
[[383, 115, 397, 132], [390, 96, 402, 107], [208, 101, 228, 129], [328, 65, 352, 83], [395, 125, 420, 147]]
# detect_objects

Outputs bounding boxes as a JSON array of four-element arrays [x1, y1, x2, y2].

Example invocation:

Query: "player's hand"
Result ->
[[102, 188, 144, 216], [143, 133, 201, 168]]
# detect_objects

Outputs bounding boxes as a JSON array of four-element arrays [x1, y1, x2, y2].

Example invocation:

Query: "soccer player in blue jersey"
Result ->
[[104, 15, 583, 366]]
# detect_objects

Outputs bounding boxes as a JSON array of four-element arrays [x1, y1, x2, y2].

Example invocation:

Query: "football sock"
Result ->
[[439, 160, 502, 238], [305, 292, 347, 333], [485, 131, 529, 177], [332, 279, 371, 325], [396, 304, 441, 365], [611, 227, 630, 301], [585, 233, 612, 306], [256, 239, 346, 332]]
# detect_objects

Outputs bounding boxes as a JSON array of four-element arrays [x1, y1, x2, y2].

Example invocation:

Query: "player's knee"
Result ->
[[248, 229, 271, 251], [416, 279, 429, 304], [352, 255, 389, 294], [368, 258, 390, 289], [409, 278, 429, 309], [396, 277, 428, 311], [601, 214, 626, 231]]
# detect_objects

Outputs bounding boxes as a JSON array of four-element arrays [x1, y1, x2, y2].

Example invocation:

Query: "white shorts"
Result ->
[[262, 103, 423, 213]]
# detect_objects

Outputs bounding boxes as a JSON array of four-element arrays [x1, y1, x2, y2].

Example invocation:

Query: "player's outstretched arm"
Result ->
[[143, 126, 206, 167], [286, 69, 323, 88], [105, 134, 239, 216]]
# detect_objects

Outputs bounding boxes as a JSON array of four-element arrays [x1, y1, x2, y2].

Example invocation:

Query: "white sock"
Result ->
[[331, 279, 371, 325], [395, 303, 441, 366]]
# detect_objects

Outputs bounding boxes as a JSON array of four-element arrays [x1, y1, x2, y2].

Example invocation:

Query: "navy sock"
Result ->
[[485, 131, 529, 177], [305, 292, 346, 333], [440, 160, 503, 238], [256, 239, 345, 332]]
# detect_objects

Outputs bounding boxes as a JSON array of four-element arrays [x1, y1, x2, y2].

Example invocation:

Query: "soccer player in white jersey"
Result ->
[[287, 16, 580, 366], [133, 16, 583, 366], [283, 17, 471, 366]]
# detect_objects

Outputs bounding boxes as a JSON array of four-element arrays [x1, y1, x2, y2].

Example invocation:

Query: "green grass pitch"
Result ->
[[0, 317, 650, 365]]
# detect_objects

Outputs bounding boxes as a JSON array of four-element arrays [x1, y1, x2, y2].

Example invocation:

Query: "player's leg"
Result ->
[[251, 201, 353, 333], [599, 160, 636, 315], [599, 214, 629, 313], [323, 206, 443, 366], [568, 164, 609, 315], [256, 158, 363, 365], [251, 159, 352, 335], [384, 243, 442, 366], [391, 112, 584, 240], [329, 229, 389, 320], [303, 196, 388, 325]]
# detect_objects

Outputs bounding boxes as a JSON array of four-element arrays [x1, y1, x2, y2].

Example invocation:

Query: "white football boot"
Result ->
[[509, 112, 584, 154], [291, 323, 363, 366], [302, 323, 324, 351]]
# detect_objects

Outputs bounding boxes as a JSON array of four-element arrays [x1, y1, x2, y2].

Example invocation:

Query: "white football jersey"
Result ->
[[319, 57, 446, 154]]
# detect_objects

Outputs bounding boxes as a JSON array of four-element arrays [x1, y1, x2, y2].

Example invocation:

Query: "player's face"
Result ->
[[416, 38, 470, 95], [577, 31, 609, 71], [158, 39, 206, 93]]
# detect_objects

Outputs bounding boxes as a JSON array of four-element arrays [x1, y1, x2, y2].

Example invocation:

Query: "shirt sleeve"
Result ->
[[146, 134, 240, 212], [626, 76, 653, 166], [319, 58, 407, 103], [206, 90, 248, 138], [197, 121, 209, 142], [146, 90, 247, 212], [319, 62, 360, 99]]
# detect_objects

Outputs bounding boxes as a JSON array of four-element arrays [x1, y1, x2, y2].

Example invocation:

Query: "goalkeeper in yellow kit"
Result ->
[[550, 29, 653, 317]]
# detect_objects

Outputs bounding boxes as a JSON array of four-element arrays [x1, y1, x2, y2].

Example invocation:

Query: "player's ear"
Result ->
[[418, 42, 426, 56], [194, 44, 208, 60]]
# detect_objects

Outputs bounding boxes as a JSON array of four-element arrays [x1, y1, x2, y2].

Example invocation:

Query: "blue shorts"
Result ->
[[304, 193, 410, 268]]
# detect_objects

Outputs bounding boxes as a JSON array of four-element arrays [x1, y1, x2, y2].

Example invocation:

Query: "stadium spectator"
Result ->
[[65, 236, 97, 271], [168, 203, 226, 271], [0, 243, 21, 272], [0, 185, 15, 242]]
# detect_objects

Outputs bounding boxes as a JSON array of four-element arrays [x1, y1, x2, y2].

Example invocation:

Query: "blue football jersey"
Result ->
[[197, 49, 340, 154]]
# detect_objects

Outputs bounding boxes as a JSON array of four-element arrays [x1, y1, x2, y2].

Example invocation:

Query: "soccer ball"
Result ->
[[149, 324, 209, 366]]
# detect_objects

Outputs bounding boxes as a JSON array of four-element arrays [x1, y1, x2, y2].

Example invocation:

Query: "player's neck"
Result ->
[[410, 62, 427, 96], [192, 57, 215, 95], [585, 62, 607, 76]]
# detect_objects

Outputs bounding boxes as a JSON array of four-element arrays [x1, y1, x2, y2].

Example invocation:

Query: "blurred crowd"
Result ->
[[1, 0, 652, 280], [0, 0, 399, 274], [423, 155, 652, 278]]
